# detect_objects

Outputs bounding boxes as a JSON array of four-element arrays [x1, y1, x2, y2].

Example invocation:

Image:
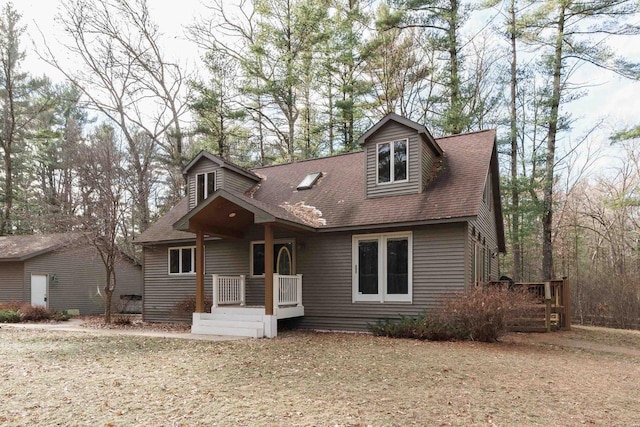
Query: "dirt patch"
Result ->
[[80, 315, 190, 333], [1, 327, 639, 426], [505, 325, 640, 358]]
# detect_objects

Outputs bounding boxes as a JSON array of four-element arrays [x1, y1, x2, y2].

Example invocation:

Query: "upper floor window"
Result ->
[[377, 139, 408, 184], [196, 171, 216, 204]]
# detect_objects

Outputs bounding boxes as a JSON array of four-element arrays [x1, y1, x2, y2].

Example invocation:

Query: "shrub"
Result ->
[[437, 286, 538, 342], [19, 304, 52, 322], [171, 295, 213, 318], [51, 310, 71, 322], [113, 316, 132, 326], [0, 309, 21, 323], [370, 287, 537, 343], [0, 300, 22, 311]]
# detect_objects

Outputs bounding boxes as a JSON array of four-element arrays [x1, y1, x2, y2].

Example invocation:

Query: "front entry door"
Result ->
[[31, 274, 48, 307]]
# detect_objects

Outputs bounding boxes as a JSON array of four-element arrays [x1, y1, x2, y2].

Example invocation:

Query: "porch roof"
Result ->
[[172, 189, 315, 238]]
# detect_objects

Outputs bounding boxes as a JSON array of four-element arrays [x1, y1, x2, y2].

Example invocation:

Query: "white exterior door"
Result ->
[[30, 274, 48, 307]]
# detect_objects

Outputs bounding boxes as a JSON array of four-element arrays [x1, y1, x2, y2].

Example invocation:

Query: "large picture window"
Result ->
[[196, 171, 216, 204], [377, 139, 408, 184], [250, 240, 295, 277], [168, 246, 198, 275], [352, 232, 412, 303]]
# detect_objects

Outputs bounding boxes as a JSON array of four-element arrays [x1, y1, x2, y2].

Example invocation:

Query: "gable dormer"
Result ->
[[358, 113, 442, 199], [183, 152, 261, 210]]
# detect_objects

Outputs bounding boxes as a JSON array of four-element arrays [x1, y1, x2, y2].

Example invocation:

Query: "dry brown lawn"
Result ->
[[0, 326, 639, 426]]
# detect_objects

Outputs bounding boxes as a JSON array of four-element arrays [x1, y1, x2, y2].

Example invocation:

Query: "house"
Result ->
[[0, 233, 142, 315], [135, 113, 505, 337]]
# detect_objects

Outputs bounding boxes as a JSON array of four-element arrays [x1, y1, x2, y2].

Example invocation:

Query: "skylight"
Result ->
[[297, 172, 322, 191]]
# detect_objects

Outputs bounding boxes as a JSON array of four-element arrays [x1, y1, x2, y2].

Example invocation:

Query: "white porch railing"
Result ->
[[211, 273, 303, 311], [274, 274, 303, 308], [212, 274, 245, 308]]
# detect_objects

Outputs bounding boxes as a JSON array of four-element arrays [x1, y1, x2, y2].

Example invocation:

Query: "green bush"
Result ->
[[51, 310, 71, 322], [370, 287, 537, 343], [0, 309, 21, 323]]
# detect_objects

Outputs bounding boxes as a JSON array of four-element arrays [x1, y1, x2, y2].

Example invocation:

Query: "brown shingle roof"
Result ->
[[136, 129, 497, 243], [135, 198, 196, 244], [0, 233, 84, 261], [250, 129, 496, 229]]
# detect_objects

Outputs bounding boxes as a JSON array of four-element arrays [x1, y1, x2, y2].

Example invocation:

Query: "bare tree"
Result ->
[[39, 0, 190, 231], [77, 124, 129, 324]]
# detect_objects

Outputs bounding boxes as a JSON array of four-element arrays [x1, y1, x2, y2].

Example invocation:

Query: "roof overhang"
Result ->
[[173, 189, 315, 238]]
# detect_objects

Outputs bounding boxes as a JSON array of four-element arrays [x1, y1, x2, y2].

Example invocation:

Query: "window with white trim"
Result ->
[[352, 231, 412, 303], [196, 171, 216, 204], [377, 139, 408, 184], [250, 239, 295, 277], [168, 246, 198, 275]]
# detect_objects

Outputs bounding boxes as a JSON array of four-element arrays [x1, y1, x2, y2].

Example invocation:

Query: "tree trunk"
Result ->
[[509, 0, 521, 281], [447, 0, 461, 135], [543, 3, 566, 280]]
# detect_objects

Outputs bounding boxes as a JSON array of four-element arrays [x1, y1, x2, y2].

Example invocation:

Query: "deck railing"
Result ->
[[212, 274, 245, 307], [486, 279, 570, 331], [211, 273, 303, 311]]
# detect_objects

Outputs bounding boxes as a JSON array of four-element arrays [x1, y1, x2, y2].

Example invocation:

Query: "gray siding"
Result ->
[[223, 169, 258, 194], [187, 159, 257, 210], [0, 262, 24, 302], [143, 226, 276, 322], [297, 224, 467, 331], [420, 137, 437, 189], [143, 223, 469, 331], [23, 246, 142, 315], [365, 121, 421, 198], [188, 158, 223, 210], [467, 172, 500, 283]]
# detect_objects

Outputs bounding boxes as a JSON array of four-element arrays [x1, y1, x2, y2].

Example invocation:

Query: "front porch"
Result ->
[[191, 273, 304, 338], [172, 189, 313, 338]]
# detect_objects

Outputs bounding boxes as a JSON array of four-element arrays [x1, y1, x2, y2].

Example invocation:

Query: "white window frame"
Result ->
[[376, 139, 409, 185], [196, 171, 216, 205], [352, 231, 413, 303], [168, 246, 199, 275], [250, 239, 296, 278]]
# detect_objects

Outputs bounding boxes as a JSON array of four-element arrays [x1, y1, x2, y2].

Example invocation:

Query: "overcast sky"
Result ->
[[15, 0, 640, 169]]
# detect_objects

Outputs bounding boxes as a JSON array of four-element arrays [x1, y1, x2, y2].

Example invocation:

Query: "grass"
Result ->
[[0, 327, 638, 426]]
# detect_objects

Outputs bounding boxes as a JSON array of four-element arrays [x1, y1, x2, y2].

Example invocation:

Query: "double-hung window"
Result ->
[[352, 231, 412, 303], [377, 139, 408, 184], [168, 246, 198, 275], [196, 171, 216, 204]]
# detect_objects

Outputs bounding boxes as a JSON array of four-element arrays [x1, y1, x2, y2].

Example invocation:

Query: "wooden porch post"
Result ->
[[195, 227, 205, 313], [264, 223, 274, 315]]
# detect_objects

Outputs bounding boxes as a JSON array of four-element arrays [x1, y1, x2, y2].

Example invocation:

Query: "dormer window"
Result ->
[[377, 139, 408, 184], [196, 171, 216, 204]]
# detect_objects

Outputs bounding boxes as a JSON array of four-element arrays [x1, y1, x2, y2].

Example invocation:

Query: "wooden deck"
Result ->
[[486, 280, 571, 333]]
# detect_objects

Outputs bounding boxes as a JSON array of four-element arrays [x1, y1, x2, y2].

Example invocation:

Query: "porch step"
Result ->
[[191, 321, 263, 338], [211, 306, 266, 316], [192, 311, 267, 338]]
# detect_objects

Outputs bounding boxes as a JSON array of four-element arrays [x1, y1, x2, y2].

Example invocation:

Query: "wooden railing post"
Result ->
[[544, 281, 551, 333], [273, 273, 279, 316], [563, 278, 571, 330], [212, 274, 219, 309]]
